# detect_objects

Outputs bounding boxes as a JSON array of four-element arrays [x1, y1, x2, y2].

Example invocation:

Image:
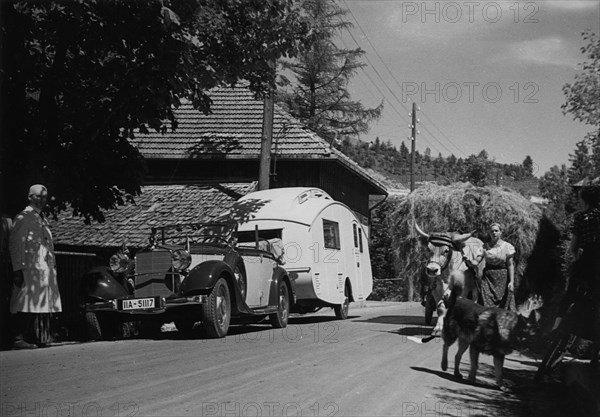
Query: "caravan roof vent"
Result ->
[[298, 191, 310, 204]]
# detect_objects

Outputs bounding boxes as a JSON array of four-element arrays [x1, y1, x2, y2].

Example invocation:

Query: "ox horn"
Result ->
[[453, 231, 473, 244], [414, 222, 430, 239]]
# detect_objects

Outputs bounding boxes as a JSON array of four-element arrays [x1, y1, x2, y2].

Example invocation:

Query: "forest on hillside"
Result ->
[[335, 136, 538, 194]]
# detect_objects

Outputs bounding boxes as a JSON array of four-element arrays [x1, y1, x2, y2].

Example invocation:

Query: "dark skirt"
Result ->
[[481, 267, 516, 311], [13, 312, 52, 345]]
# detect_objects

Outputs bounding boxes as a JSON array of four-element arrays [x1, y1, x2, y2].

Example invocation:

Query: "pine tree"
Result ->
[[522, 155, 534, 178], [277, 0, 382, 142], [568, 139, 593, 183], [399, 141, 409, 161]]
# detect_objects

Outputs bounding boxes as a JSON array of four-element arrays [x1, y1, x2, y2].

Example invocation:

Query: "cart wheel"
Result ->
[[270, 281, 290, 328], [535, 332, 573, 382], [334, 284, 350, 320], [201, 277, 231, 338], [425, 295, 436, 326]]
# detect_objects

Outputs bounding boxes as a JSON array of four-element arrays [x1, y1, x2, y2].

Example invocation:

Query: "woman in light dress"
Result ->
[[475, 223, 516, 311]]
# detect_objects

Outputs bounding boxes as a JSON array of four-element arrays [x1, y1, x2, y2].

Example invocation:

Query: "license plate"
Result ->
[[120, 297, 157, 311]]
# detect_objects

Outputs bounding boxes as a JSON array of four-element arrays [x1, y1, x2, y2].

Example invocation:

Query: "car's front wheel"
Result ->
[[85, 312, 123, 341], [269, 280, 289, 329], [201, 277, 231, 338]]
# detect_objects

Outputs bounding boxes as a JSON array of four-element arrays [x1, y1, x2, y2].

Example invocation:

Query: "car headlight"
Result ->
[[172, 249, 191, 271], [109, 252, 130, 273]]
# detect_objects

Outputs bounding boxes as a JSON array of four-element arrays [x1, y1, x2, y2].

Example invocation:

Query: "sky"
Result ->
[[339, 0, 600, 175]]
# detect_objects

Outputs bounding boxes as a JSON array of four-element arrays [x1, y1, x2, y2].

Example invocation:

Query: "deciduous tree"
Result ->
[[0, 0, 308, 221]]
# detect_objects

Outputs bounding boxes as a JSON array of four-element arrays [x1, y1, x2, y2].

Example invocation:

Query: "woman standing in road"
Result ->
[[476, 223, 517, 311]]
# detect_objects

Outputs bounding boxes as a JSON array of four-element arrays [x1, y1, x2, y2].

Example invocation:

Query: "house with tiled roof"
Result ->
[[131, 84, 387, 219], [47, 85, 387, 334], [52, 84, 387, 252]]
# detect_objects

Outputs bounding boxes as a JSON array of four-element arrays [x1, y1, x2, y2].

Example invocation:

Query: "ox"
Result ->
[[415, 223, 484, 336]]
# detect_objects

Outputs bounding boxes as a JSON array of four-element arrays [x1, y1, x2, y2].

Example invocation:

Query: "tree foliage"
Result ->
[[276, 0, 382, 142], [368, 200, 404, 301], [459, 154, 488, 187], [539, 31, 600, 230], [522, 155, 534, 178], [0, 0, 308, 221], [562, 31, 600, 128]]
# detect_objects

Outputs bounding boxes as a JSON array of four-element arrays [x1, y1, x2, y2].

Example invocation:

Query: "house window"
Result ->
[[358, 227, 363, 253], [352, 223, 358, 248], [323, 220, 340, 249]]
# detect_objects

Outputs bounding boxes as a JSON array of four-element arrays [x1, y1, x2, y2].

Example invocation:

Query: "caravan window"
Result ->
[[358, 227, 364, 253], [352, 224, 358, 248], [323, 220, 340, 249]]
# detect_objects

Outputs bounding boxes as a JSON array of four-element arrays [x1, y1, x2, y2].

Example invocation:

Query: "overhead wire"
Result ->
[[343, 26, 440, 151], [343, 0, 468, 158], [419, 110, 468, 157]]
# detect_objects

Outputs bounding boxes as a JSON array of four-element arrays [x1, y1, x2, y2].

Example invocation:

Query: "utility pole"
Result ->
[[258, 61, 275, 191], [410, 102, 418, 192]]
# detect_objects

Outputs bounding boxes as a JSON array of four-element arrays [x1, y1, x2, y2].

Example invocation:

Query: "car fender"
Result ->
[[180, 260, 235, 295], [82, 267, 129, 302], [223, 251, 247, 277], [268, 266, 296, 307]]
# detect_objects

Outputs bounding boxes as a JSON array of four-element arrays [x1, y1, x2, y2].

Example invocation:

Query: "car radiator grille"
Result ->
[[134, 250, 176, 298]]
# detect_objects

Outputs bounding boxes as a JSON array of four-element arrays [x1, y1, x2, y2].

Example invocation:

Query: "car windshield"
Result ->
[[150, 222, 236, 246], [236, 229, 282, 243]]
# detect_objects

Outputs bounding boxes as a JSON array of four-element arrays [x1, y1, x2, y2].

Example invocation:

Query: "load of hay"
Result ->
[[388, 182, 542, 302]]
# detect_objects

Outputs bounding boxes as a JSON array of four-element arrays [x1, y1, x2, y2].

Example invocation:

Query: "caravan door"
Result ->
[[351, 221, 365, 300]]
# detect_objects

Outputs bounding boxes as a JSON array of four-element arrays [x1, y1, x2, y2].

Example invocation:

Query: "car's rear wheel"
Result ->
[[270, 281, 289, 329], [201, 277, 231, 338], [334, 284, 350, 320]]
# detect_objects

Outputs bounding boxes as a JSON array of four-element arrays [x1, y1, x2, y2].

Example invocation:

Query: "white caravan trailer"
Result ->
[[230, 187, 373, 319]]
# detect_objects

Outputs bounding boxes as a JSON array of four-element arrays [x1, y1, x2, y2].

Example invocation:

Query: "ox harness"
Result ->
[[428, 233, 464, 272]]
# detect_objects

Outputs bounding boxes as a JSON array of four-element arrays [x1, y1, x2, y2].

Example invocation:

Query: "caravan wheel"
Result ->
[[334, 284, 350, 320]]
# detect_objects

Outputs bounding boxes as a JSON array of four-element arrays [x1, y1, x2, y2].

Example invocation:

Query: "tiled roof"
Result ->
[[51, 183, 256, 249], [131, 85, 386, 194]]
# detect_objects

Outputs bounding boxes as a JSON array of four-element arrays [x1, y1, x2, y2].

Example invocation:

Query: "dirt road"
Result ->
[[0, 302, 547, 417]]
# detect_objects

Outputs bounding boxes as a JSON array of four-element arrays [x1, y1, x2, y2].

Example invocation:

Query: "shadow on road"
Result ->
[[413, 359, 594, 417], [353, 315, 430, 326], [411, 365, 493, 389]]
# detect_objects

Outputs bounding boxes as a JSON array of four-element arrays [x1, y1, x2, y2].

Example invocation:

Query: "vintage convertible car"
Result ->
[[81, 222, 293, 339]]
